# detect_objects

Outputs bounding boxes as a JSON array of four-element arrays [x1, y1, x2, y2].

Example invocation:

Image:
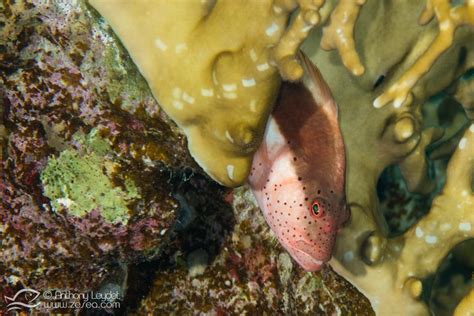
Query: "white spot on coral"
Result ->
[[440, 223, 452, 231], [415, 227, 424, 238], [373, 97, 383, 108], [462, 190, 468, 197], [401, 130, 413, 139], [459, 137, 467, 149], [302, 24, 313, 33], [201, 88, 214, 97], [223, 92, 237, 99], [343, 251, 354, 262], [56, 198, 74, 208], [405, 77, 416, 88], [154, 37, 168, 51], [470, 124, 474, 133], [249, 49, 258, 62], [227, 165, 235, 180], [440, 21, 451, 31], [225, 130, 234, 143], [265, 22, 279, 36], [172, 100, 183, 109], [425, 235, 438, 244], [257, 63, 270, 72], [182, 92, 195, 104], [393, 97, 404, 108], [223, 84, 237, 92], [175, 43, 188, 53], [459, 222, 471, 231], [212, 69, 219, 85], [242, 78, 256, 87], [249, 100, 257, 112], [172, 87, 182, 99], [273, 5, 282, 14]]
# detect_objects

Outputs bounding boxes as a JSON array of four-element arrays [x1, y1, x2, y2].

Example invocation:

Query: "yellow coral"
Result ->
[[454, 289, 474, 316], [272, 0, 326, 80], [321, 0, 366, 76], [331, 124, 474, 315], [89, 0, 321, 186], [374, 0, 474, 108]]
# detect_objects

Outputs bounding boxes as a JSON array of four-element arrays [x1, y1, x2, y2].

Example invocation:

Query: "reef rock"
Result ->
[[0, 0, 199, 298]]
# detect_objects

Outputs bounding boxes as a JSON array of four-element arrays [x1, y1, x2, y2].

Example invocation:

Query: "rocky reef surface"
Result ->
[[0, 0, 194, 300]]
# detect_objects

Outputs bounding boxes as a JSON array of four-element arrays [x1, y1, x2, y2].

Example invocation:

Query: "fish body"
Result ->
[[248, 52, 348, 271]]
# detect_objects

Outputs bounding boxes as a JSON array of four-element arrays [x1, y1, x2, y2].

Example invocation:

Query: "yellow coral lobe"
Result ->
[[454, 289, 474, 316], [89, 0, 320, 186], [321, 0, 366, 76], [374, 0, 474, 108], [272, 0, 326, 81]]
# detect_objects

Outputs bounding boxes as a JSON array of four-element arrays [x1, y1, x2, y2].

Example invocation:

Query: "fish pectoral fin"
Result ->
[[298, 50, 339, 119]]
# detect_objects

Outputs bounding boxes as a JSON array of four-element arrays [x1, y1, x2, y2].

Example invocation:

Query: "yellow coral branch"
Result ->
[[320, 0, 366, 76], [454, 289, 474, 316], [399, 127, 444, 194], [331, 124, 474, 315], [272, 0, 325, 81], [374, 0, 474, 109]]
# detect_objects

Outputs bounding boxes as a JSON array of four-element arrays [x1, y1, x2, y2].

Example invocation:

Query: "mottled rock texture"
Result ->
[[0, 0, 195, 298]]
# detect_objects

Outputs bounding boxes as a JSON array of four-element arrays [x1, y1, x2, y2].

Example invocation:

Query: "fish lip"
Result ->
[[287, 241, 326, 272]]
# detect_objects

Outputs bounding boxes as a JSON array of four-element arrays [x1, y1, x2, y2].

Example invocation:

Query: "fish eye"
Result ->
[[311, 200, 324, 218]]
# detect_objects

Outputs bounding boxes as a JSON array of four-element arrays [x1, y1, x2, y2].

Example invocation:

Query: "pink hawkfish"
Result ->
[[248, 52, 348, 271]]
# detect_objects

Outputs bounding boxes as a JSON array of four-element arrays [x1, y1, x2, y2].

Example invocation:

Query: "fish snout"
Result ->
[[287, 239, 333, 272]]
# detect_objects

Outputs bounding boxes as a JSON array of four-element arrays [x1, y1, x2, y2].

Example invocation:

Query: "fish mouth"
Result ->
[[287, 240, 326, 272]]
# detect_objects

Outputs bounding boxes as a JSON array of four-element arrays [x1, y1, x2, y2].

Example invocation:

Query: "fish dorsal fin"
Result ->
[[298, 51, 338, 118]]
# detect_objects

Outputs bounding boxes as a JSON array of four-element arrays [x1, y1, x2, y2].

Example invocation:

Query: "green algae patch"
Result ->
[[41, 130, 140, 224]]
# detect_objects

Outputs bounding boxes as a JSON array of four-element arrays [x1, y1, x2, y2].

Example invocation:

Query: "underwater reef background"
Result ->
[[1, 0, 473, 315]]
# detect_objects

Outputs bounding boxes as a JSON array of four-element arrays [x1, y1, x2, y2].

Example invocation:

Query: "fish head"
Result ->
[[259, 174, 349, 272]]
